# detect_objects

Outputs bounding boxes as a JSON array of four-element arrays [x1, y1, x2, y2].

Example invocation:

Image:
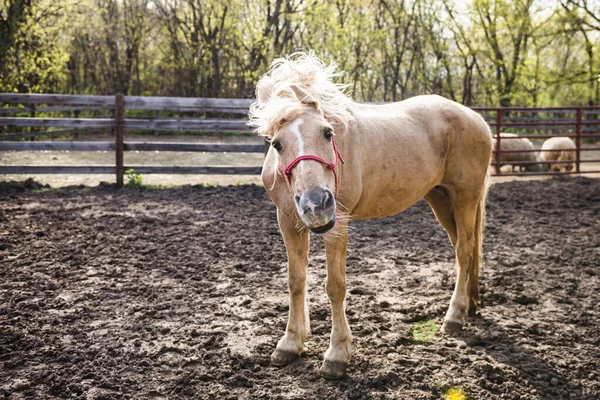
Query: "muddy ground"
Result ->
[[0, 177, 598, 399]]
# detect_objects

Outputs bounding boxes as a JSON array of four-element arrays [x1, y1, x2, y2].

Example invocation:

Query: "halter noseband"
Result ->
[[278, 116, 345, 200]]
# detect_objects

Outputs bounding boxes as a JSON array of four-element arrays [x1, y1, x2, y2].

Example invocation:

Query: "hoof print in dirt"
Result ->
[[320, 360, 347, 379], [441, 320, 463, 335], [270, 350, 300, 367]]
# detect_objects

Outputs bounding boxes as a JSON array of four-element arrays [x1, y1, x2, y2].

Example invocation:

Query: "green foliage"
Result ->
[[412, 319, 438, 342], [0, 0, 69, 93], [0, 0, 31, 72], [2, 0, 599, 106], [124, 168, 142, 188]]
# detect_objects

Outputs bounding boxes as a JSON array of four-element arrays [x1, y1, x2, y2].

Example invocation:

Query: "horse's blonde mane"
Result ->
[[248, 52, 354, 137]]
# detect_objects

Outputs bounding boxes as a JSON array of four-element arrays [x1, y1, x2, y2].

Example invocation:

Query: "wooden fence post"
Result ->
[[115, 93, 125, 187]]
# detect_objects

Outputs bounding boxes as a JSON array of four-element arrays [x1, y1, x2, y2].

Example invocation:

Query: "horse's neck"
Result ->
[[341, 102, 394, 141]]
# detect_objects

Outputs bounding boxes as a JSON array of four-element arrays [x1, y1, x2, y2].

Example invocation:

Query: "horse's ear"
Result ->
[[288, 84, 320, 111]]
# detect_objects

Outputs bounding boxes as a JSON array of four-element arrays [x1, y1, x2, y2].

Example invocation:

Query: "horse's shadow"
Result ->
[[449, 314, 588, 399], [276, 313, 592, 399]]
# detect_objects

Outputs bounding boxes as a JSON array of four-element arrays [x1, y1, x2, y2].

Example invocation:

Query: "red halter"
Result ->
[[278, 116, 345, 200]]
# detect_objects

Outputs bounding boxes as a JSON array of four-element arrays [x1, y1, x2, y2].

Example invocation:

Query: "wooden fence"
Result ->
[[1, 93, 600, 186], [0, 93, 260, 186]]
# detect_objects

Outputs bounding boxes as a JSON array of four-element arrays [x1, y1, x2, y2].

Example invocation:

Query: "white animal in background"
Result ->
[[540, 137, 576, 172], [492, 133, 539, 172]]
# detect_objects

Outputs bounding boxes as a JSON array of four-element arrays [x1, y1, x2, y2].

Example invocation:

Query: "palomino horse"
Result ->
[[249, 53, 492, 379]]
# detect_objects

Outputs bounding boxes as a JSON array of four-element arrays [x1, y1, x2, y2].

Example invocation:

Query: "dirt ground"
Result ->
[[0, 177, 599, 399]]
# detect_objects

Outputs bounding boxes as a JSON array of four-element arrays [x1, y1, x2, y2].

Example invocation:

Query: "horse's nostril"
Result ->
[[294, 195, 301, 204], [323, 191, 334, 208]]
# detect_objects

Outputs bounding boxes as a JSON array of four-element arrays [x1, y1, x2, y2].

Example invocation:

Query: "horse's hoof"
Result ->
[[320, 360, 347, 379], [442, 320, 463, 335], [270, 349, 300, 366], [468, 305, 478, 317]]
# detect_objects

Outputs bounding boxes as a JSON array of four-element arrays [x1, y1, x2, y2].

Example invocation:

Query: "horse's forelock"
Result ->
[[249, 51, 354, 136], [256, 75, 275, 103], [248, 97, 305, 137]]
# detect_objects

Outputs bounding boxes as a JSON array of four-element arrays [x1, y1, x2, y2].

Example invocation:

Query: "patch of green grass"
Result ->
[[124, 168, 143, 188], [411, 319, 438, 342]]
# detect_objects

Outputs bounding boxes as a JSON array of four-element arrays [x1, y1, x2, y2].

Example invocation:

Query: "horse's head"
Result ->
[[268, 85, 341, 233], [250, 53, 354, 233]]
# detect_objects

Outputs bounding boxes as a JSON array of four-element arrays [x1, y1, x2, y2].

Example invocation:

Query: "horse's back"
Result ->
[[400, 95, 492, 188], [357, 94, 492, 176], [401, 95, 491, 143], [373, 95, 492, 156], [348, 95, 491, 219]]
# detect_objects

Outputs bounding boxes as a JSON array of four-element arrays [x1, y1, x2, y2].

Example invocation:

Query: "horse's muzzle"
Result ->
[[295, 188, 336, 233], [308, 218, 335, 234]]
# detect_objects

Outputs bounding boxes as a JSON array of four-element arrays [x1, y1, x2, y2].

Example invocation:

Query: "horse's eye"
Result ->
[[324, 128, 333, 141], [272, 141, 283, 152]]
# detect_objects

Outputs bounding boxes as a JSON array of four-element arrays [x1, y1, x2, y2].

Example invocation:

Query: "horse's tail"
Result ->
[[468, 173, 489, 315]]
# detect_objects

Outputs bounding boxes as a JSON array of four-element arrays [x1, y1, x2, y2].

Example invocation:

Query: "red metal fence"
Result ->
[[473, 106, 600, 176]]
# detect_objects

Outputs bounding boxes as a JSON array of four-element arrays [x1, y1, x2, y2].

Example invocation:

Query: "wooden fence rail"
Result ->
[[125, 96, 253, 110], [0, 141, 265, 152], [0, 117, 114, 129], [0, 94, 115, 105], [0, 106, 114, 114], [0, 117, 250, 131], [2, 93, 600, 184]]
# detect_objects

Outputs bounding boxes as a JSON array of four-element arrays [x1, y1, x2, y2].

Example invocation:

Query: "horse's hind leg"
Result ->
[[271, 209, 310, 366], [425, 186, 457, 247], [442, 191, 483, 333], [320, 223, 351, 379]]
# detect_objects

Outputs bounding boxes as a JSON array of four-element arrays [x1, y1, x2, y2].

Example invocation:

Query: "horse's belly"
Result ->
[[350, 181, 434, 220], [344, 114, 445, 220]]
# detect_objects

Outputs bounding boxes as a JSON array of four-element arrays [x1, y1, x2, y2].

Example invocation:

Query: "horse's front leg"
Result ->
[[321, 223, 352, 379], [271, 209, 310, 366]]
